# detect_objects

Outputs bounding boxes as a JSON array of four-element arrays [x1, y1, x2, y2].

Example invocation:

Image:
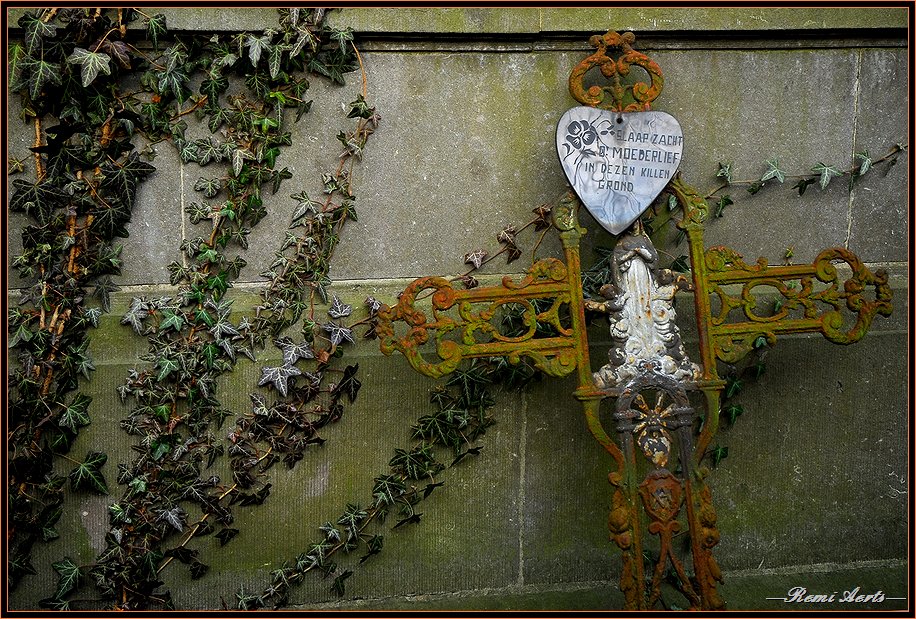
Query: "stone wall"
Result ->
[[7, 7, 909, 611]]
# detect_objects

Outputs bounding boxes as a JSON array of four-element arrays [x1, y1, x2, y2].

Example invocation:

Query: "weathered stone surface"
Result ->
[[539, 8, 907, 33], [847, 48, 909, 262], [5, 7, 908, 611]]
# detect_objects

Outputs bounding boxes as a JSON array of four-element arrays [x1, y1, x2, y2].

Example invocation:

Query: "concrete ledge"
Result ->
[[7, 8, 907, 35], [287, 560, 907, 610]]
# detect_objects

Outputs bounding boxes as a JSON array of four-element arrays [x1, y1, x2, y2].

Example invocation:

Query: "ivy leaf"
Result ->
[[274, 337, 315, 365], [670, 255, 690, 274], [194, 177, 222, 198], [713, 194, 733, 218], [156, 356, 180, 381], [330, 27, 355, 46], [423, 481, 445, 499], [332, 364, 361, 403], [710, 444, 729, 467], [232, 148, 253, 177], [100, 39, 131, 70], [121, 297, 150, 334], [258, 364, 302, 397], [159, 309, 185, 332], [451, 445, 483, 466], [51, 557, 80, 599], [725, 377, 742, 399], [145, 14, 167, 51], [359, 535, 383, 564], [100, 152, 156, 203], [812, 162, 842, 189], [19, 12, 57, 53], [855, 150, 872, 176], [464, 249, 488, 270], [68, 451, 108, 494], [723, 403, 744, 425], [760, 158, 785, 183], [792, 178, 816, 196], [216, 527, 239, 546], [66, 47, 112, 88], [38, 598, 70, 611], [327, 295, 352, 319], [716, 162, 733, 184], [9, 43, 27, 90], [158, 506, 187, 532], [323, 322, 354, 347], [59, 393, 92, 432], [331, 570, 353, 597], [268, 43, 284, 80], [189, 561, 209, 580], [393, 513, 422, 529], [25, 58, 62, 100], [347, 93, 374, 119], [246, 34, 271, 67], [320, 522, 341, 542]]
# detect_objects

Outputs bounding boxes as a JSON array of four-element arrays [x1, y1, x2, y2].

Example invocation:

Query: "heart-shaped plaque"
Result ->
[[557, 107, 683, 235]]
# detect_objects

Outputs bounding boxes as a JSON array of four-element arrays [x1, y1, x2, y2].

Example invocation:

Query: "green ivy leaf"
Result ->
[[145, 13, 167, 51], [855, 150, 872, 176], [66, 48, 112, 88], [68, 451, 108, 494], [19, 12, 57, 54], [347, 94, 374, 119], [724, 403, 744, 425], [331, 570, 353, 597], [725, 377, 742, 399], [792, 178, 816, 196], [232, 148, 253, 177], [156, 356, 180, 381], [710, 444, 729, 467], [258, 364, 302, 397], [811, 162, 842, 189], [246, 34, 271, 67], [714, 194, 733, 218], [194, 177, 222, 198], [25, 58, 62, 100], [159, 309, 185, 332], [51, 556, 80, 599], [268, 44, 284, 79], [716, 162, 733, 184], [216, 527, 239, 546], [59, 393, 92, 432], [9, 43, 27, 90], [760, 158, 785, 183], [358, 535, 383, 564], [670, 255, 690, 274]]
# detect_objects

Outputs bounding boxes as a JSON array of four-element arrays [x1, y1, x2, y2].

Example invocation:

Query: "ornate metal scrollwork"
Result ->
[[568, 30, 665, 112], [379, 30, 892, 612], [704, 245, 893, 363]]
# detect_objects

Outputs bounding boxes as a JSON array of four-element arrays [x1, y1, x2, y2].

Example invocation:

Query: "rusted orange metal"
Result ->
[[378, 30, 893, 611], [379, 193, 592, 383], [568, 30, 664, 112]]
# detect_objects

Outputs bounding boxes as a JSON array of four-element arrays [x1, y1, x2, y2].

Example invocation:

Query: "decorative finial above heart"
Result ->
[[560, 31, 682, 235]]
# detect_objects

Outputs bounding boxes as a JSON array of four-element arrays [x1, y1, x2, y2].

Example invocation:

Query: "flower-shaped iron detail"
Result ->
[[629, 391, 676, 467]]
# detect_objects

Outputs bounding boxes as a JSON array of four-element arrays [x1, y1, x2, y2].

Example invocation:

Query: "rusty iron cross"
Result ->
[[376, 31, 893, 611]]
